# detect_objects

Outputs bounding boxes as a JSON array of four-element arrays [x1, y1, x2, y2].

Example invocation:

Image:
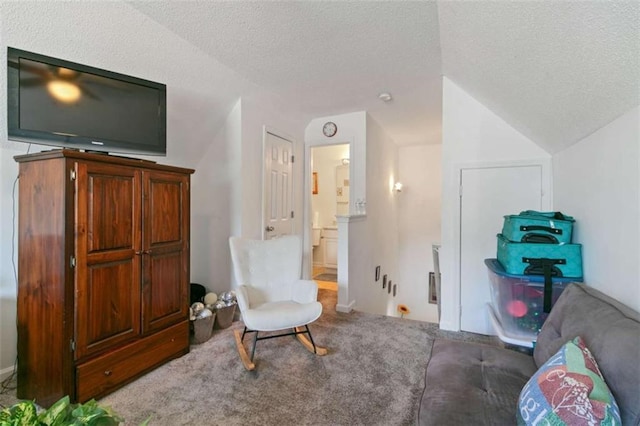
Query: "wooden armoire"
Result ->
[[14, 150, 195, 407]]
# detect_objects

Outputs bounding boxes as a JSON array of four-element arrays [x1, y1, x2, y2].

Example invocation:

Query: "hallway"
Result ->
[[313, 266, 338, 292]]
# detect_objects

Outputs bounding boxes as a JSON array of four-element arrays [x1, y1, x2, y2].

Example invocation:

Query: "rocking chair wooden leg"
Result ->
[[295, 326, 328, 356], [233, 329, 256, 371]]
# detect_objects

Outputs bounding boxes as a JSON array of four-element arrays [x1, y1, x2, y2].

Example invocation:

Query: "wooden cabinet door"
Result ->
[[75, 162, 142, 360], [141, 170, 189, 334]]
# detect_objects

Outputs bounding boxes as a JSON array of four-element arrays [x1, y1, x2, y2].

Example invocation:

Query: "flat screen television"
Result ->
[[7, 47, 166, 156]]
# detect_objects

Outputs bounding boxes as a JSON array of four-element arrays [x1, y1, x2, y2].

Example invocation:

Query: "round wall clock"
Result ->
[[323, 122, 337, 137]]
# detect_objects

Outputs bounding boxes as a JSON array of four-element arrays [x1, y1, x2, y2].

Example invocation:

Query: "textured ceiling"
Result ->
[[438, 1, 640, 153], [130, 1, 639, 152], [129, 0, 442, 146]]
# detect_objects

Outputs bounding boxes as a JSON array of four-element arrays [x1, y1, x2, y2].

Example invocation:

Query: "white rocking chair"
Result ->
[[229, 235, 327, 370]]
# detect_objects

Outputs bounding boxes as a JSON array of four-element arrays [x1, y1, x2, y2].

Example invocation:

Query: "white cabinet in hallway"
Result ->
[[323, 228, 338, 268]]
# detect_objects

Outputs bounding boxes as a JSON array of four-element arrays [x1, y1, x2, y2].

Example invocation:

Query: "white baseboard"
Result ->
[[0, 364, 16, 382], [438, 319, 458, 331], [336, 300, 355, 313]]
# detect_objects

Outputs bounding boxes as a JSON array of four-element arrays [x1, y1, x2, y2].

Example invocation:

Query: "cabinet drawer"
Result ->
[[323, 228, 338, 239], [76, 321, 189, 402]]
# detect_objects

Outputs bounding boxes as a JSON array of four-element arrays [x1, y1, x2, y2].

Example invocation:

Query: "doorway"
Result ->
[[309, 143, 350, 292]]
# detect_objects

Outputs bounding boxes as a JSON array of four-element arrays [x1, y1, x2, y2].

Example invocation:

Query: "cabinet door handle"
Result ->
[[265, 226, 275, 232]]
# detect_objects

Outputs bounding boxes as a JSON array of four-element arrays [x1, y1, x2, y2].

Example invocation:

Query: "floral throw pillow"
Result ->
[[517, 336, 621, 425]]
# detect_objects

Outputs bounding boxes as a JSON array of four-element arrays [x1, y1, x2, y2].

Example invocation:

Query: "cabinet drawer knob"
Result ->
[[104, 370, 112, 376]]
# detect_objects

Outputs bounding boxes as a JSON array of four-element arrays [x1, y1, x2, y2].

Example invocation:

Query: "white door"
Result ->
[[263, 131, 294, 239], [460, 165, 542, 335]]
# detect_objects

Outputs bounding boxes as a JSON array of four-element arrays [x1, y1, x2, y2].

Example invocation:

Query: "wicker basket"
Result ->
[[191, 313, 216, 344]]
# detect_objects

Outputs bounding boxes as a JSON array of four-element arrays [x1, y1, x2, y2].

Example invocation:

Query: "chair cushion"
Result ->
[[242, 300, 322, 332], [518, 336, 621, 425]]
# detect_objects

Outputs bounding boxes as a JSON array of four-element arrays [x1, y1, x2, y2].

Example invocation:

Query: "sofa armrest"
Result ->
[[534, 283, 640, 425]]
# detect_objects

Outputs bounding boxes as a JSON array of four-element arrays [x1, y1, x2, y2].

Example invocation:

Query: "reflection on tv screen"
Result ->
[[19, 58, 160, 147]]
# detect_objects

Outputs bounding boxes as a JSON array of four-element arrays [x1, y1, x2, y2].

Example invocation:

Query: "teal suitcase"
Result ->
[[496, 234, 583, 278], [496, 234, 583, 313], [502, 211, 574, 244]]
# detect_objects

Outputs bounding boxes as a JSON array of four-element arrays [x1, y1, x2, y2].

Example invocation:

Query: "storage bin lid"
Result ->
[[485, 258, 581, 283]]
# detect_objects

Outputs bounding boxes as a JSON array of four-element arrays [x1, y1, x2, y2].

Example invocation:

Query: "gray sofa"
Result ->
[[417, 283, 640, 425]]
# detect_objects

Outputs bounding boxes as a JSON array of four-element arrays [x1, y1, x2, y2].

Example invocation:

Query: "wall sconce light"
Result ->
[[394, 182, 403, 193]]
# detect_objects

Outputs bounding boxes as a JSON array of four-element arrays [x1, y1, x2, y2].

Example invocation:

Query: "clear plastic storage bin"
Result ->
[[485, 258, 581, 346]]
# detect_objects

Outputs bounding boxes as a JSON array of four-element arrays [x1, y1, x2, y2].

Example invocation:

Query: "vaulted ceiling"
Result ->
[[130, 1, 639, 153]]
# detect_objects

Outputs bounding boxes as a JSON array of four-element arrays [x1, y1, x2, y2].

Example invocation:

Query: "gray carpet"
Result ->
[[1, 290, 497, 425]]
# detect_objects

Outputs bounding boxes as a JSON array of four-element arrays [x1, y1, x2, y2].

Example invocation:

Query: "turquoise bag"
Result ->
[[496, 234, 583, 313], [502, 211, 574, 244], [497, 234, 583, 278]]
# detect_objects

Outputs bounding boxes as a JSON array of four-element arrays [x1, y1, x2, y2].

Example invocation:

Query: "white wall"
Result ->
[[192, 92, 308, 293], [0, 1, 309, 378], [553, 106, 640, 311], [306, 112, 367, 214], [0, 143, 21, 379], [0, 0, 242, 379], [239, 93, 308, 242], [190, 100, 242, 294], [352, 115, 400, 316], [304, 112, 400, 316], [440, 77, 551, 331], [397, 144, 441, 323], [304, 112, 367, 281]]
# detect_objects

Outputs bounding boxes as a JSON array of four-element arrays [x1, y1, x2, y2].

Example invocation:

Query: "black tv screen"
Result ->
[[7, 47, 166, 156]]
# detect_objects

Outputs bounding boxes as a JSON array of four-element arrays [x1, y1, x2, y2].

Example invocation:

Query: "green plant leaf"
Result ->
[[1, 397, 124, 426], [0, 400, 39, 426], [0, 406, 12, 423], [38, 395, 71, 426], [69, 400, 122, 426], [0, 407, 14, 425]]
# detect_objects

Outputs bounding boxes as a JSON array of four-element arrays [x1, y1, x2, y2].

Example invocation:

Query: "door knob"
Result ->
[[265, 226, 275, 232]]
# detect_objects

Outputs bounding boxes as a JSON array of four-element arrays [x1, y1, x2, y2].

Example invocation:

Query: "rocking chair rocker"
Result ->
[[229, 235, 327, 370]]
